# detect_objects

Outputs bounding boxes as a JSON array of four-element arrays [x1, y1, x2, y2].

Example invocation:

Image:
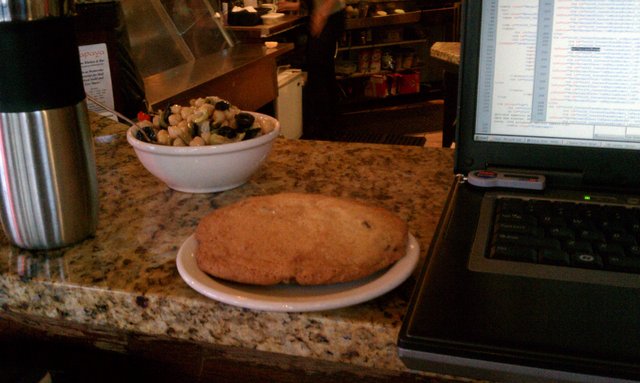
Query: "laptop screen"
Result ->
[[474, 0, 640, 150]]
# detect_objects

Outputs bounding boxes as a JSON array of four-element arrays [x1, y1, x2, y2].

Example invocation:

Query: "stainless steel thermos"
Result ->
[[0, 1, 98, 249]]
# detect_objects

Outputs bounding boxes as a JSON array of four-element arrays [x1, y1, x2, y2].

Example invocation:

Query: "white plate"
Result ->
[[176, 233, 420, 312]]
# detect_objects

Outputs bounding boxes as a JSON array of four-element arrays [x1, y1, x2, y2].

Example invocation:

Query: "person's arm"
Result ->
[[276, 0, 300, 12], [310, 0, 340, 36]]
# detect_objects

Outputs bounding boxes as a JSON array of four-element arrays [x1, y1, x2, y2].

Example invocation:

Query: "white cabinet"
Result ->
[[276, 68, 305, 139]]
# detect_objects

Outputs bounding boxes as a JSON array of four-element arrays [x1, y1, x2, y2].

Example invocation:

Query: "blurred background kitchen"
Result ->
[[75, 0, 460, 147]]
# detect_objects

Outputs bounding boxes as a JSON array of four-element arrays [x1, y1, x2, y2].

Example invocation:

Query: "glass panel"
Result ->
[[160, 0, 230, 58], [121, 0, 234, 78]]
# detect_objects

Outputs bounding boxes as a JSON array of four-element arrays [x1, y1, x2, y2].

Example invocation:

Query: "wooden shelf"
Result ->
[[336, 5, 457, 111], [346, 0, 418, 4], [336, 64, 422, 79], [338, 38, 427, 52], [344, 11, 421, 30], [226, 15, 307, 39], [337, 91, 432, 113], [337, 70, 394, 79]]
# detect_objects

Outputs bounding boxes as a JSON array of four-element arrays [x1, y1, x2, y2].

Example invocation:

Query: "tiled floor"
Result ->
[[406, 129, 445, 148], [424, 130, 444, 148]]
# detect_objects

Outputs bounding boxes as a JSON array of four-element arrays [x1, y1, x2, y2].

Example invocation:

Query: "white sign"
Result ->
[[79, 43, 116, 120]]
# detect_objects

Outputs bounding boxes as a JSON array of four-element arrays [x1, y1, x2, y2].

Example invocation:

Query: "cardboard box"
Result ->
[[364, 70, 420, 98], [364, 75, 388, 98], [397, 70, 420, 94], [369, 49, 382, 73], [386, 73, 401, 96]]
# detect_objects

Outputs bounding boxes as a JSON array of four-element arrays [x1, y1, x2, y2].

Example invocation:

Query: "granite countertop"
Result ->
[[0, 114, 455, 378], [430, 41, 461, 66]]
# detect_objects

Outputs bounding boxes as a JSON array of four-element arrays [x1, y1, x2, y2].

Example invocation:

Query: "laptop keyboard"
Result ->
[[489, 198, 640, 274]]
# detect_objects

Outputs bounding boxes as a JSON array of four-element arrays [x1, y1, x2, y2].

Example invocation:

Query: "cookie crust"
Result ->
[[195, 193, 409, 285]]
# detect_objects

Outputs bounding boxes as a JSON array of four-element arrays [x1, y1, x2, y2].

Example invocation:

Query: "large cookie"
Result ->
[[195, 193, 409, 285]]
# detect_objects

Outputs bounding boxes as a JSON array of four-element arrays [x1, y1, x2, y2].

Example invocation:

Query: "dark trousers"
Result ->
[[303, 10, 345, 139]]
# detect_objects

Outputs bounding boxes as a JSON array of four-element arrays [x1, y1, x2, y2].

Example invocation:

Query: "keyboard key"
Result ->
[[539, 248, 570, 266], [600, 219, 627, 236], [629, 219, 640, 235], [491, 244, 538, 263], [568, 216, 593, 230], [494, 233, 559, 249], [549, 226, 575, 240], [564, 240, 593, 254], [498, 199, 525, 214], [609, 232, 637, 247], [552, 202, 575, 216], [626, 244, 640, 258], [576, 205, 603, 220], [571, 253, 604, 269], [495, 222, 542, 237], [606, 256, 640, 273], [578, 228, 605, 242], [596, 243, 625, 258], [498, 212, 537, 225], [490, 197, 640, 275], [538, 214, 566, 227]]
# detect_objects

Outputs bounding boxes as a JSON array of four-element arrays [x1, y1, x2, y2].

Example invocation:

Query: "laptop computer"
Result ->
[[397, 1, 640, 382]]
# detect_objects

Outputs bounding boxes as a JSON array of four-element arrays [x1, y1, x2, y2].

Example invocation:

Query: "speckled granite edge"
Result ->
[[1, 278, 414, 371], [1, 113, 455, 376]]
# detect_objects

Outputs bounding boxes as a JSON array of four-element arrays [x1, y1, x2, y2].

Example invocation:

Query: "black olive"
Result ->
[[135, 130, 148, 142], [191, 122, 200, 137], [244, 128, 261, 140], [216, 125, 238, 138], [235, 112, 255, 131], [214, 101, 230, 111], [134, 126, 155, 142], [216, 126, 233, 137], [159, 108, 171, 129], [142, 126, 157, 142]]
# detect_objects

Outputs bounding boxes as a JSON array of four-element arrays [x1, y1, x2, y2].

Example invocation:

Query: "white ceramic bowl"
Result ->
[[127, 112, 280, 193], [261, 12, 284, 25]]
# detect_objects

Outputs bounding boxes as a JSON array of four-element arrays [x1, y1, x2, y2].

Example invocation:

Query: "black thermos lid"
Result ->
[[0, 2, 86, 112]]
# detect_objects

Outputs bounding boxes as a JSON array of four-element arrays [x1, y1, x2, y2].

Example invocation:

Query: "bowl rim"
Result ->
[[261, 12, 285, 18], [126, 112, 280, 156]]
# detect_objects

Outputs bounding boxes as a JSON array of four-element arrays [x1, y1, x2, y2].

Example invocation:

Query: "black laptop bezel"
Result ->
[[398, 1, 640, 381], [454, 0, 640, 190]]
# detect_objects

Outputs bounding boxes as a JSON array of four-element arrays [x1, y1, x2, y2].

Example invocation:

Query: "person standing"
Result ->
[[278, 0, 346, 139]]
